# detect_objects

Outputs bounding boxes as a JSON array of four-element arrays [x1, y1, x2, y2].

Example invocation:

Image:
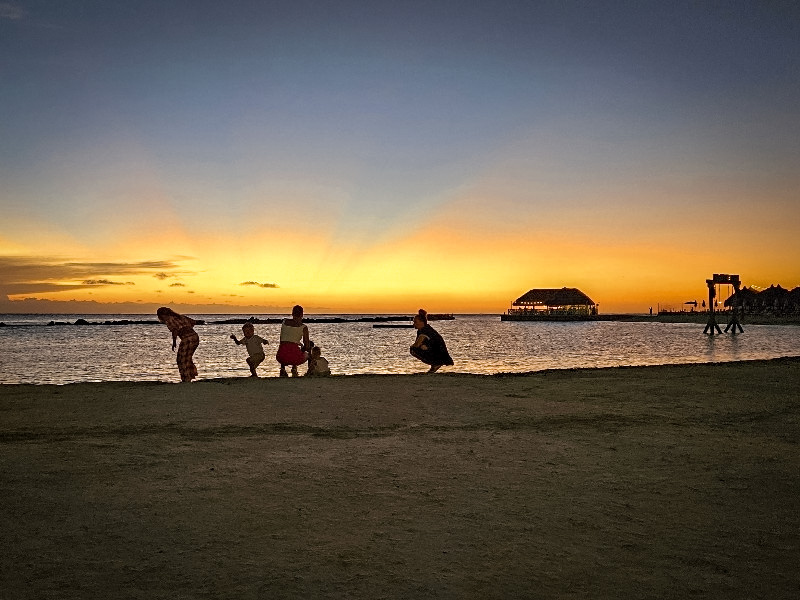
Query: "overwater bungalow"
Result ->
[[502, 287, 598, 321]]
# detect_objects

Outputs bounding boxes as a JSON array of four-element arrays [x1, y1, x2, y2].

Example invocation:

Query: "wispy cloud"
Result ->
[[82, 279, 135, 286], [0, 2, 25, 20], [0, 256, 191, 295], [64, 261, 186, 275], [0, 296, 290, 314], [240, 281, 279, 289]]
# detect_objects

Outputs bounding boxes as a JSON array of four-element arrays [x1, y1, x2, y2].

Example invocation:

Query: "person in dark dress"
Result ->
[[409, 308, 454, 373]]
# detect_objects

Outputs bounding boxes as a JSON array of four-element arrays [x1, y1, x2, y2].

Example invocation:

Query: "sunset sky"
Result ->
[[1, 1, 799, 314]]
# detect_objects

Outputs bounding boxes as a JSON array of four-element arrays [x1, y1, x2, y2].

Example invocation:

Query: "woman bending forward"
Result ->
[[157, 307, 199, 382]]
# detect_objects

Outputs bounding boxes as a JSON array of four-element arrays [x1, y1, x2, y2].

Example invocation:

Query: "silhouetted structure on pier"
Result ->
[[502, 287, 597, 321], [704, 274, 743, 335]]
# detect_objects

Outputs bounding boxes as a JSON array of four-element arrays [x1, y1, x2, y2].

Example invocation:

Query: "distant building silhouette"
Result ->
[[725, 284, 800, 315]]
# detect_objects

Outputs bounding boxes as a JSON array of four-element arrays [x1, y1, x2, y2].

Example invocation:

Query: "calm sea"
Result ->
[[1, 314, 799, 385]]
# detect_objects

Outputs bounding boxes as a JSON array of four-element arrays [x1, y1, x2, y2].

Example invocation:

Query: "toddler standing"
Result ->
[[231, 323, 268, 377]]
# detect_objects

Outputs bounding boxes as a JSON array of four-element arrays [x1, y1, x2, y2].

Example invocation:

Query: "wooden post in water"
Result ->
[[703, 278, 722, 335], [703, 274, 743, 335], [724, 275, 744, 334]]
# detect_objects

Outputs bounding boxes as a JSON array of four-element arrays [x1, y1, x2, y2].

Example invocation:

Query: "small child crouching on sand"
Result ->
[[231, 323, 268, 377], [306, 345, 331, 377]]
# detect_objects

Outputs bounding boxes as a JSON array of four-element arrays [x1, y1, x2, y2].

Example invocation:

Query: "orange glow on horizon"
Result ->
[[3, 198, 798, 314]]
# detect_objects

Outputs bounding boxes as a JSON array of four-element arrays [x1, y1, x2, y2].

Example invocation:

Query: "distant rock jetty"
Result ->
[[45, 318, 165, 326], [19, 316, 435, 327], [210, 316, 415, 325]]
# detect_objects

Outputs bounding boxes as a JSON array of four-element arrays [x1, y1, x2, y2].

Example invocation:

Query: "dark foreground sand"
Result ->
[[1, 359, 799, 599]]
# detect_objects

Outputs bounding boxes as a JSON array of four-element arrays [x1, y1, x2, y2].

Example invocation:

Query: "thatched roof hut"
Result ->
[[724, 286, 759, 308], [724, 284, 800, 314], [512, 287, 596, 309], [759, 284, 789, 306], [505, 287, 598, 319]]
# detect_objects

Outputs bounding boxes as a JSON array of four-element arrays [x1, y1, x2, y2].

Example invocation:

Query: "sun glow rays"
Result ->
[[2, 3, 799, 314]]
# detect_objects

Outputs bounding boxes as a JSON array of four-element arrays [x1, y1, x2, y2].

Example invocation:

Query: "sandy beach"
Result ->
[[1, 359, 798, 599]]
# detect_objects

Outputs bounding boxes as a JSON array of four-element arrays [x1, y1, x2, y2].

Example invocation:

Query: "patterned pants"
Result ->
[[177, 332, 200, 382]]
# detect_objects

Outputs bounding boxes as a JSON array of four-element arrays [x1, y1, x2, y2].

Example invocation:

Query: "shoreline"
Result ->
[[1, 355, 799, 387], [2, 358, 798, 598]]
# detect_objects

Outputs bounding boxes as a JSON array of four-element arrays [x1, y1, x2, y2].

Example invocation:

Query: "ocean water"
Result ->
[[1, 314, 799, 385]]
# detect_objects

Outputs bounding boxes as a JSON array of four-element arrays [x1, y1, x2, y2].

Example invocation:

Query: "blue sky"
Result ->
[[1, 1, 799, 312]]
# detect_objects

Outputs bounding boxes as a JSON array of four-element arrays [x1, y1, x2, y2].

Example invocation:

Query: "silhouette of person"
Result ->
[[276, 305, 311, 377], [306, 345, 331, 377], [157, 307, 199, 382], [231, 322, 268, 377], [410, 308, 454, 373]]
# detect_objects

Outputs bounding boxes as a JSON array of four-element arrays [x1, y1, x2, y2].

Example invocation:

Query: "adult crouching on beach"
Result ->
[[276, 305, 311, 377], [156, 307, 199, 382], [410, 308, 454, 373]]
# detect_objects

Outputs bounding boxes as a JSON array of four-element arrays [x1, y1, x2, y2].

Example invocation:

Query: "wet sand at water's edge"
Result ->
[[1, 358, 798, 599]]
